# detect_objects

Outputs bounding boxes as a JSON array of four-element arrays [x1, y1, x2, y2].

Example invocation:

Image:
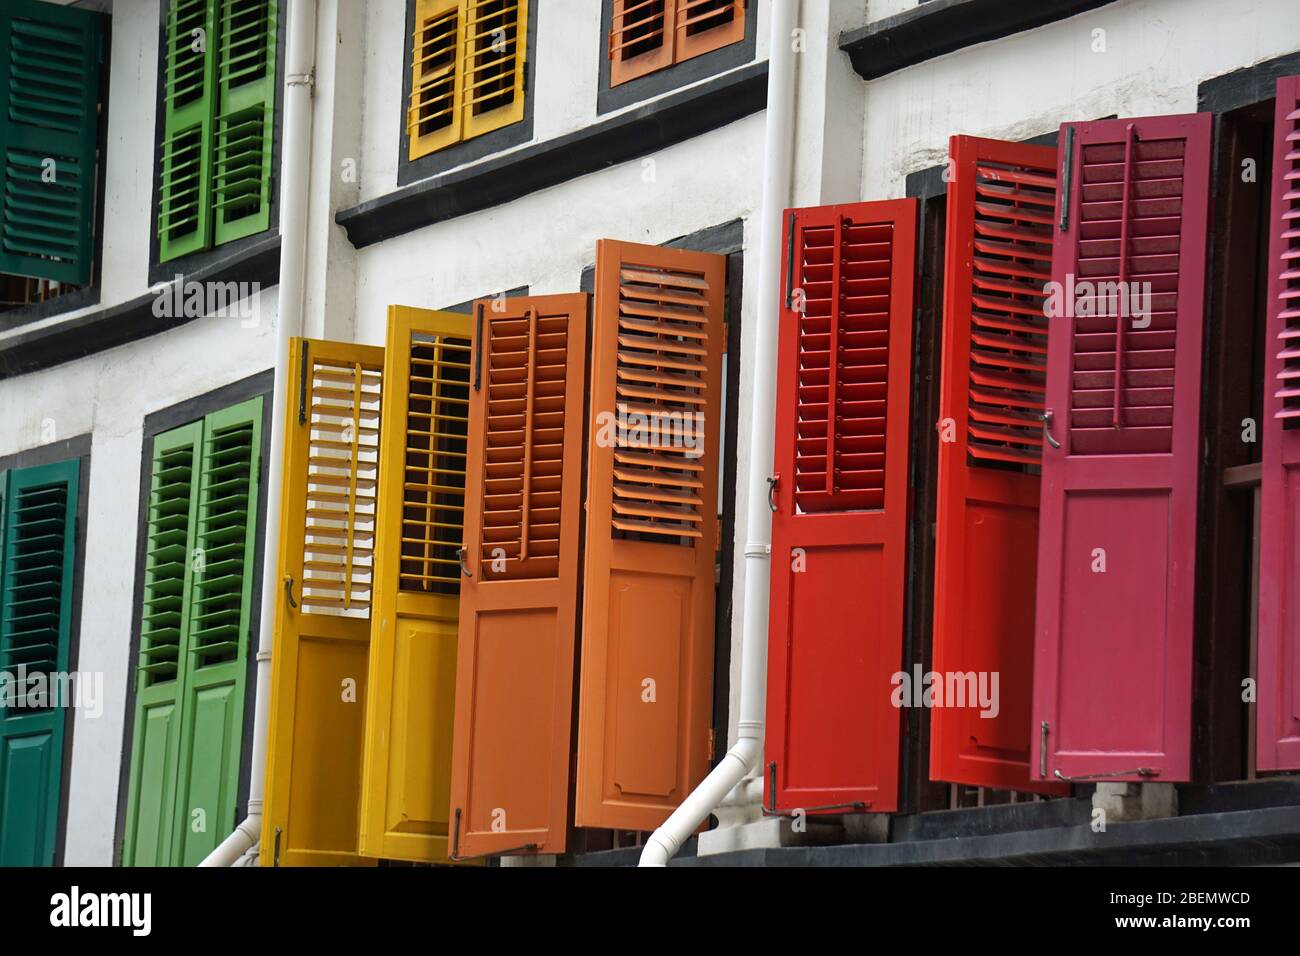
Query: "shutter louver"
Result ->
[[138, 440, 199, 685], [1, 482, 69, 706], [159, 0, 216, 262], [461, 0, 525, 141], [609, 0, 672, 86], [674, 0, 744, 63], [264, 340, 381, 867], [0, 0, 103, 285], [409, 0, 462, 159], [450, 294, 588, 858], [1273, 87, 1300, 423], [576, 242, 723, 833]]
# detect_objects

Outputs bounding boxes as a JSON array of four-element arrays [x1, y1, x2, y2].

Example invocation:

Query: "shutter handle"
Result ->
[[1039, 409, 1062, 450], [767, 475, 780, 513], [456, 547, 473, 578], [283, 575, 297, 609]]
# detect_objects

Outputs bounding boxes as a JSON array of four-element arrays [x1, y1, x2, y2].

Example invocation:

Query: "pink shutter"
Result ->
[[1258, 75, 1300, 771], [1032, 113, 1212, 784]]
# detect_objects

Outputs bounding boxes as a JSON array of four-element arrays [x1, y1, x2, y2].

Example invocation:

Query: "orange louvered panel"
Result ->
[[674, 0, 744, 63]]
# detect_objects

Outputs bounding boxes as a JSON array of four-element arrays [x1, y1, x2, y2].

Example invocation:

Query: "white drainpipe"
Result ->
[[200, 0, 318, 867], [640, 0, 799, 867]]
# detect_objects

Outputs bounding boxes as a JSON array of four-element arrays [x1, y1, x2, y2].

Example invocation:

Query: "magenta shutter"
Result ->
[[1031, 113, 1212, 784], [1259, 75, 1300, 771]]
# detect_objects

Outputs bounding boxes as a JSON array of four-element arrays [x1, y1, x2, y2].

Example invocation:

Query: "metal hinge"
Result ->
[[297, 340, 310, 424], [1058, 125, 1075, 232], [273, 826, 282, 867], [473, 303, 484, 391], [784, 212, 796, 309]]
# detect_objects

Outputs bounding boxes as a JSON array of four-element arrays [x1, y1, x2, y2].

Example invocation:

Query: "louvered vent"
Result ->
[[139, 443, 195, 686], [2, 148, 83, 271], [480, 309, 570, 575], [401, 333, 471, 592], [160, 127, 203, 245], [213, 107, 265, 226], [611, 263, 709, 543], [612, 0, 667, 63], [1274, 95, 1300, 424], [1, 481, 69, 711], [1070, 128, 1184, 454], [794, 216, 892, 513], [166, 0, 208, 110], [410, 5, 458, 140], [220, 0, 271, 88], [7, 12, 90, 133], [301, 356, 382, 616], [190, 420, 255, 668], [966, 161, 1056, 467], [680, 0, 737, 37], [465, 0, 520, 118]]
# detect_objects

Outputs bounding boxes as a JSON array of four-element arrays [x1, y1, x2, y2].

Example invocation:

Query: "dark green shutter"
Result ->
[[123, 398, 262, 866], [0, 0, 104, 285], [159, 0, 218, 263], [0, 459, 78, 868]]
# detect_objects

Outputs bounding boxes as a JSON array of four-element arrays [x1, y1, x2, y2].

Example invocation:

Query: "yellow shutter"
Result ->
[[358, 306, 473, 862], [408, 0, 464, 159], [460, 0, 526, 142], [262, 337, 384, 866]]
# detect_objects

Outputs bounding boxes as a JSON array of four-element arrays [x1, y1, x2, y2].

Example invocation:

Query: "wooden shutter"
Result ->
[[1258, 75, 1300, 771], [673, 0, 744, 64], [409, 0, 462, 159], [0, 0, 103, 285], [930, 137, 1066, 794], [460, 0, 526, 142], [263, 339, 383, 866], [357, 309, 470, 863], [159, 0, 218, 262], [448, 294, 587, 858], [1032, 114, 1212, 784], [764, 201, 916, 814], [0, 460, 78, 867], [609, 0, 673, 87], [575, 242, 723, 832]]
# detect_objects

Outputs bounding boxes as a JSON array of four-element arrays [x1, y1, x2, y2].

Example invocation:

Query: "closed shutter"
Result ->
[[159, 0, 218, 262], [408, 0, 463, 159], [357, 309, 470, 863], [448, 294, 587, 858], [609, 0, 673, 86], [930, 137, 1066, 794], [575, 242, 723, 832], [1032, 113, 1212, 783], [0, 0, 104, 285], [263, 339, 383, 866], [0, 460, 78, 867], [123, 397, 262, 865], [673, 0, 744, 64], [765, 201, 916, 815], [1258, 74, 1300, 771]]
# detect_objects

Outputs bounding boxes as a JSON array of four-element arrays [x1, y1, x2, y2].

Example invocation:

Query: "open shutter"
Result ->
[[212, 0, 276, 246], [1258, 75, 1300, 771], [449, 294, 588, 857], [263, 340, 382, 866], [609, 0, 673, 87], [673, 0, 744, 64], [159, 0, 218, 262], [765, 200, 916, 814], [575, 242, 723, 832], [0, 460, 77, 867], [1032, 113, 1212, 784], [357, 309, 469, 863], [460, 0, 526, 142], [123, 422, 201, 866], [930, 137, 1066, 794], [0, 0, 103, 285]]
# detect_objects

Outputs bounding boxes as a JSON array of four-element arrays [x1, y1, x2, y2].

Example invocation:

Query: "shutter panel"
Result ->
[[0, 0, 103, 285], [609, 0, 673, 87], [159, 0, 218, 262], [765, 200, 916, 814], [1032, 113, 1212, 783], [212, 0, 276, 246], [448, 294, 587, 857], [409, 0, 463, 160], [460, 0, 526, 142], [674, 0, 744, 64], [171, 396, 262, 864], [357, 309, 470, 863], [263, 339, 383, 866], [1258, 75, 1300, 771], [930, 137, 1066, 794], [575, 242, 723, 831], [0, 460, 77, 867], [123, 422, 202, 866]]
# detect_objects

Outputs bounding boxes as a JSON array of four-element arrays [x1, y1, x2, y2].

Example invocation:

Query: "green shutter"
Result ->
[[0, 459, 78, 867], [159, 0, 219, 263], [0, 0, 104, 284], [212, 0, 277, 246], [123, 397, 263, 866]]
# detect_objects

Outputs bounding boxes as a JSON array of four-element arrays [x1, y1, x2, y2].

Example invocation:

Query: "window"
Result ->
[[407, 0, 528, 161], [157, 0, 278, 263], [609, 0, 746, 87]]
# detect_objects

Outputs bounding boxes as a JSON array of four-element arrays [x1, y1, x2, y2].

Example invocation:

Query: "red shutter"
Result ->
[[931, 136, 1066, 794], [1032, 113, 1212, 784], [448, 293, 588, 857], [1258, 75, 1300, 771], [765, 199, 916, 814]]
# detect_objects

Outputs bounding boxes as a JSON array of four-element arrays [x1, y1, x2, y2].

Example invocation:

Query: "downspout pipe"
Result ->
[[639, 0, 799, 867], [200, 0, 318, 867]]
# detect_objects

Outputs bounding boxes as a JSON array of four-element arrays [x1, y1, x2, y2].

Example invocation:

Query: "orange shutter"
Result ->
[[609, 0, 674, 87], [674, 0, 745, 63], [448, 293, 589, 858], [575, 240, 724, 832]]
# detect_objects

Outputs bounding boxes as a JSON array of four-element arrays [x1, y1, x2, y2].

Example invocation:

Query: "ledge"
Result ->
[[839, 0, 1120, 82], [336, 61, 768, 249]]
